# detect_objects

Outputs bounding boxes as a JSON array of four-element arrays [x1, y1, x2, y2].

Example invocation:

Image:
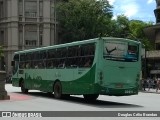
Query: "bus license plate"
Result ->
[[125, 90, 133, 94]]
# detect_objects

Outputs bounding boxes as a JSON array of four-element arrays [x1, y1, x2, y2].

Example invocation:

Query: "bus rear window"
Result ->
[[103, 41, 139, 62], [128, 45, 137, 54], [126, 44, 138, 61]]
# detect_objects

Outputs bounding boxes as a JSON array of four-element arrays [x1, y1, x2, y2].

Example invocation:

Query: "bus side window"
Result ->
[[66, 46, 79, 68], [49, 61, 54, 68], [84, 59, 91, 67], [12, 54, 19, 74], [39, 51, 46, 68], [19, 54, 26, 69], [58, 63, 65, 68], [19, 62, 25, 69], [47, 50, 54, 68], [26, 62, 30, 69], [80, 44, 95, 68], [25, 53, 31, 69]]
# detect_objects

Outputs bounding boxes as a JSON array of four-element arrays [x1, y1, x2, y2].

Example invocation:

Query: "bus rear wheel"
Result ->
[[54, 81, 62, 99], [83, 94, 99, 101], [20, 80, 28, 93]]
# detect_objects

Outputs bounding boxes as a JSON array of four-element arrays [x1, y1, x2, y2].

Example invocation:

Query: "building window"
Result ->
[[0, 1, 4, 19], [25, 25, 37, 46], [25, 1, 37, 18], [25, 40, 37, 46], [39, 32, 43, 46], [0, 31, 4, 45], [39, 24, 43, 46], [19, 25, 23, 46], [19, 0, 23, 16], [25, 31, 37, 46], [39, 1, 43, 17], [51, 0, 56, 21]]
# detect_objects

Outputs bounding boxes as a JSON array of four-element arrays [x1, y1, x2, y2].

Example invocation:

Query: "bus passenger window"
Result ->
[[58, 63, 65, 68], [12, 61, 19, 74], [58, 61, 65, 68], [46, 60, 54, 68], [19, 62, 25, 69], [58, 59, 65, 68], [38, 62, 42, 68], [84, 58, 93, 67], [50, 62, 54, 68], [25, 62, 30, 69], [38, 60, 46, 69], [84, 59, 91, 67]]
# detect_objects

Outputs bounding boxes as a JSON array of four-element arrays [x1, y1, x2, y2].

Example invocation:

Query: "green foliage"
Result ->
[[129, 20, 149, 38], [56, 1, 154, 50], [110, 15, 130, 38], [110, 16, 154, 50], [56, 0, 113, 43], [141, 38, 154, 50], [129, 20, 154, 50]]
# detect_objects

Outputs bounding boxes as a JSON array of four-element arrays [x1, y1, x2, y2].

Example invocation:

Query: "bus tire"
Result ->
[[20, 80, 28, 93], [54, 81, 62, 99], [83, 94, 99, 101]]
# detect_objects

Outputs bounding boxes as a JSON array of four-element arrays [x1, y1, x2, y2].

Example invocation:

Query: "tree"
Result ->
[[110, 15, 130, 38], [129, 20, 154, 50], [56, 0, 113, 43], [110, 16, 154, 50]]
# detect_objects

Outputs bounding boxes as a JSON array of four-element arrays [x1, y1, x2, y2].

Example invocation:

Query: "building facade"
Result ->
[[144, 0, 160, 78], [0, 0, 58, 75]]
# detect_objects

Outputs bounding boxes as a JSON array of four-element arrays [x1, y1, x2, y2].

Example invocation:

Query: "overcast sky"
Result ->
[[108, 0, 156, 22]]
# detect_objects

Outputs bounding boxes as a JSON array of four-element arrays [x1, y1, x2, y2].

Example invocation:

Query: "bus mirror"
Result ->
[[11, 61, 15, 66]]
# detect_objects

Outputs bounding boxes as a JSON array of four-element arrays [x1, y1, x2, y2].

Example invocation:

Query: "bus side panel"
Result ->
[[41, 69, 74, 92], [24, 69, 52, 91], [12, 78, 20, 87], [39, 80, 54, 92], [62, 64, 98, 94], [12, 69, 25, 87]]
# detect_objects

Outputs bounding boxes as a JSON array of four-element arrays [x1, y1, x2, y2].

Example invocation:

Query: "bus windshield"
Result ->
[[103, 40, 139, 62]]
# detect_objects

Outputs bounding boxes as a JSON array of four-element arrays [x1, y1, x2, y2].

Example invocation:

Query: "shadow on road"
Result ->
[[13, 91, 143, 108]]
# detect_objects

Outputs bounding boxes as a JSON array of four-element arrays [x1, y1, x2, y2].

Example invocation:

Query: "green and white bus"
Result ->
[[12, 37, 141, 100]]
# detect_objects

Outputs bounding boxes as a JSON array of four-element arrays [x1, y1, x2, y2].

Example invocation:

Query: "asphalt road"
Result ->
[[0, 84, 160, 120]]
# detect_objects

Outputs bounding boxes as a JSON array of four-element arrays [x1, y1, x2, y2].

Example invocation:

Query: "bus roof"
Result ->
[[14, 37, 141, 54]]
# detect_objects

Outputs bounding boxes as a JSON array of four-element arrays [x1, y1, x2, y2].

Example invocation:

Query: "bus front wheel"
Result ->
[[20, 80, 28, 93], [83, 94, 99, 101], [54, 81, 62, 99]]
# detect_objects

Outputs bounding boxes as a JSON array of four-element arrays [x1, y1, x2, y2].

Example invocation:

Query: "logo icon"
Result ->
[[2, 112, 12, 117]]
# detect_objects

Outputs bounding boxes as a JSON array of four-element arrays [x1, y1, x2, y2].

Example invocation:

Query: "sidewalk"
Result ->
[[140, 88, 160, 94]]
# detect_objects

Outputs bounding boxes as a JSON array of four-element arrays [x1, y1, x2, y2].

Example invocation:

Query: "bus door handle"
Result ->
[[118, 66, 125, 69]]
